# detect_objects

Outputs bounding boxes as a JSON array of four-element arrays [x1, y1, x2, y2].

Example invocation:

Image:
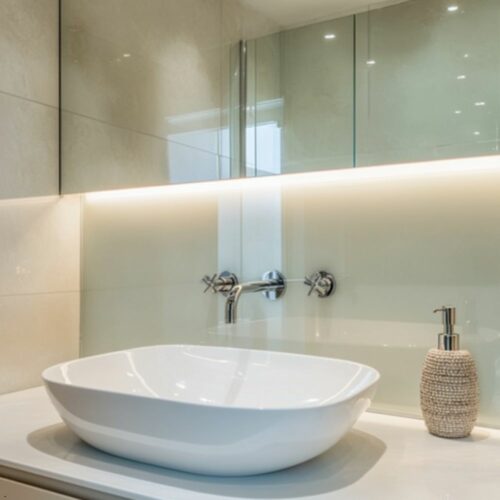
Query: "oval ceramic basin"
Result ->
[[42, 345, 379, 476]]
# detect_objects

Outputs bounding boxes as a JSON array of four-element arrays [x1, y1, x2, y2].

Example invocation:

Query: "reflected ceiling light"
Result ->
[[366, 60, 376, 65], [464, 53, 469, 58], [457, 75, 466, 80], [447, 5, 459, 12], [474, 131, 481, 136], [454, 110, 462, 114], [475, 101, 486, 106], [123, 53, 131, 58], [324, 33, 336, 40]]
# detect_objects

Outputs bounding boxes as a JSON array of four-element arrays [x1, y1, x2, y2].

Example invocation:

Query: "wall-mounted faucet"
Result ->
[[225, 271, 286, 324], [202, 269, 335, 324]]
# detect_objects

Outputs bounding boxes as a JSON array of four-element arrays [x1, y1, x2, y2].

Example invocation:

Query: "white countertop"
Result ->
[[0, 387, 499, 500]]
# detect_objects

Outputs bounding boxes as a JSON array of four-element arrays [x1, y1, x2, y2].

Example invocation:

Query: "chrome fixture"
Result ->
[[225, 270, 286, 324], [434, 306, 459, 351], [202, 271, 238, 297], [304, 271, 336, 298]]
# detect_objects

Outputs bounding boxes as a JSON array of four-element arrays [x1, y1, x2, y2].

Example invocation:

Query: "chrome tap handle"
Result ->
[[304, 271, 336, 298], [202, 271, 238, 296], [304, 275, 316, 296], [202, 274, 218, 293]]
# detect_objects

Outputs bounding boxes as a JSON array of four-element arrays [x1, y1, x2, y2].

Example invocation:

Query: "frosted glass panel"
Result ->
[[356, 0, 500, 165]]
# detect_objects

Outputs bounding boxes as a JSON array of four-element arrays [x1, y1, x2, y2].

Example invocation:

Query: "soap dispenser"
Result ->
[[420, 306, 479, 438]]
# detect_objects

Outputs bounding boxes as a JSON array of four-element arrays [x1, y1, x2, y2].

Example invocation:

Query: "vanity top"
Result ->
[[0, 387, 498, 500]]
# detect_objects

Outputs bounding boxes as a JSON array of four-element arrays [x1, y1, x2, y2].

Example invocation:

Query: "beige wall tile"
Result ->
[[0, 0, 58, 106], [0, 94, 58, 199], [62, 0, 222, 151], [61, 0, 231, 193], [61, 0, 282, 193], [0, 291, 79, 395], [0, 196, 80, 296], [0, 195, 81, 395], [0, 0, 80, 397], [62, 113, 223, 193]]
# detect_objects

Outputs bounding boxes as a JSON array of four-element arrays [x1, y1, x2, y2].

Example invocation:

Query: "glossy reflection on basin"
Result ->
[[42, 345, 379, 476]]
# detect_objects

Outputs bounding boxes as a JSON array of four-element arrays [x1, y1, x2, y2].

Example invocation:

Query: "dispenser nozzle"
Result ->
[[433, 306, 459, 351]]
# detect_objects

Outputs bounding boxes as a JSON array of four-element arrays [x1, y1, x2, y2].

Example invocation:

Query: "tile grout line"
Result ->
[[58, 0, 62, 195], [63, 108, 233, 160], [0, 290, 80, 300], [0, 89, 58, 110]]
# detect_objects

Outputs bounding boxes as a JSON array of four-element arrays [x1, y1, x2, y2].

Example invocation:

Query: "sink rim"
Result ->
[[42, 344, 380, 413]]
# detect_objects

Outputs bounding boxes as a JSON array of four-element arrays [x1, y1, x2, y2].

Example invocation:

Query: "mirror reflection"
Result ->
[[244, 0, 500, 175], [61, 0, 500, 192]]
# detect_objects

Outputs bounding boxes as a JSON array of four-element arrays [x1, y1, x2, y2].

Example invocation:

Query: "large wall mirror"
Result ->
[[61, 0, 500, 193]]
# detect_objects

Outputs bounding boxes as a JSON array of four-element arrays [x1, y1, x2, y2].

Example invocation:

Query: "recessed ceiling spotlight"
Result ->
[[475, 101, 486, 106], [123, 53, 131, 58], [447, 5, 459, 12], [474, 131, 481, 136], [324, 33, 336, 40], [454, 110, 462, 114], [464, 53, 469, 58], [457, 75, 466, 80], [367, 59, 376, 65]]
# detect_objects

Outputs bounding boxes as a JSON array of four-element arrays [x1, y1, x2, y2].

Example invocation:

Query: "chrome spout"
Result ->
[[224, 271, 286, 324]]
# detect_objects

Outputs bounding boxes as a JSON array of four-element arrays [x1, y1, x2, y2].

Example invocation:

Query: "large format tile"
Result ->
[[61, 0, 283, 194], [62, 113, 224, 193], [0, 0, 58, 106], [62, 0, 223, 153], [0, 292, 79, 394], [0, 94, 58, 199], [0, 196, 80, 296]]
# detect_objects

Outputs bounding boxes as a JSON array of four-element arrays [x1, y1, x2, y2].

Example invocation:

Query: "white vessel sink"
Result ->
[[42, 345, 379, 476]]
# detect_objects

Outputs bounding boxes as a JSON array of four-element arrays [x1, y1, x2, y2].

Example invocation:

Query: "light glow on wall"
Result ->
[[85, 155, 500, 203]]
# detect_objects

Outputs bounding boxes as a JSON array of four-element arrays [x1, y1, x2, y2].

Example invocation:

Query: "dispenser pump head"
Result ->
[[433, 306, 460, 351]]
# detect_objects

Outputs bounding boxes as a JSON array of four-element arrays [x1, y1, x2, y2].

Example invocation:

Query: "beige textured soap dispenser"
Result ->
[[420, 306, 479, 438]]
